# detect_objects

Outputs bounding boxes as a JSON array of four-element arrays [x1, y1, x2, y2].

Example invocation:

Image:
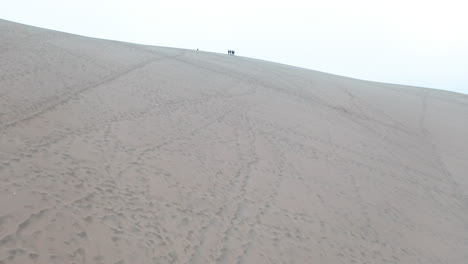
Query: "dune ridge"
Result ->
[[0, 19, 468, 263]]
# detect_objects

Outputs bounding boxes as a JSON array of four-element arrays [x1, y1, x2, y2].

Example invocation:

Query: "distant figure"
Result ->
[[197, 48, 199, 51], [232, 50, 235, 55], [228, 50, 235, 55], [228, 50, 231, 55]]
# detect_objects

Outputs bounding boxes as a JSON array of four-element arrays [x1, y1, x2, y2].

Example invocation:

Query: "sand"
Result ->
[[0, 19, 467, 264]]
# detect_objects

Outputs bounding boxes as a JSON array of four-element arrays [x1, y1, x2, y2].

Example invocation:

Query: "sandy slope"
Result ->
[[0, 19, 467, 264]]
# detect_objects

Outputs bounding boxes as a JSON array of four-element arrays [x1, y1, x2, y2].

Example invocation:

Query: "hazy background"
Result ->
[[1, 0, 467, 94]]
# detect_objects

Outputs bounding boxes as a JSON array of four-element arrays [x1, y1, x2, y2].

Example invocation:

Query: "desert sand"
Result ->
[[0, 19, 467, 264]]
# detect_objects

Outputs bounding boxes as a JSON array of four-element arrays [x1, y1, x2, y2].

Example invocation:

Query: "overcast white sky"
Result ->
[[2, 0, 467, 94]]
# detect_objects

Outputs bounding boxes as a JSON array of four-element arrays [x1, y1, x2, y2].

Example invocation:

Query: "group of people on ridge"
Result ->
[[228, 50, 235, 55]]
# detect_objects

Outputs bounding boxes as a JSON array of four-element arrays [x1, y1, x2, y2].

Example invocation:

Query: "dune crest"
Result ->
[[1, 19, 467, 263]]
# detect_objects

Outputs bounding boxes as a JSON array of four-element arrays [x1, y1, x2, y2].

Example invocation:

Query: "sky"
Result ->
[[1, 0, 467, 94]]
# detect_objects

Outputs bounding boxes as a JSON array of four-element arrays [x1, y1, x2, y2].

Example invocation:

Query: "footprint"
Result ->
[[29, 252, 39, 260]]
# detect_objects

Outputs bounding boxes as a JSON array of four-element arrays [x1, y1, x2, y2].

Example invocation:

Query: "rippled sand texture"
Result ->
[[1, 19, 468, 264]]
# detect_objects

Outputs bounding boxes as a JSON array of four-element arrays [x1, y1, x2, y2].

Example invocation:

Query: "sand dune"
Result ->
[[1, 19, 467, 264]]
